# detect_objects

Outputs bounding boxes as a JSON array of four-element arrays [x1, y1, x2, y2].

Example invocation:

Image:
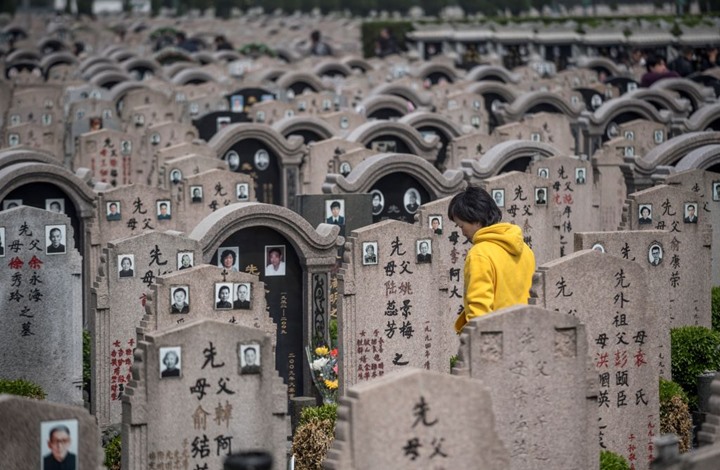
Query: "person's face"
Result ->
[[50, 203, 60, 212], [50, 229, 61, 247], [164, 351, 178, 369], [688, 206, 695, 217], [173, 290, 186, 304], [219, 287, 230, 301], [244, 348, 257, 365], [238, 285, 248, 299], [109, 204, 117, 214], [641, 208, 649, 217], [193, 189, 200, 197], [222, 254, 234, 268], [409, 194, 417, 204], [181, 255, 190, 267], [331, 206, 340, 217], [651, 248, 660, 260], [269, 251, 281, 267], [366, 245, 374, 255], [48, 429, 71, 462], [453, 217, 483, 242], [373, 195, 380, 206], [160, 205, 167, 215], [494, 193, 502, 203], [121, 258, 131, 270], [420, 243, 428, 255], [431, 219, 439, 229], [538, 190, 545, 199]]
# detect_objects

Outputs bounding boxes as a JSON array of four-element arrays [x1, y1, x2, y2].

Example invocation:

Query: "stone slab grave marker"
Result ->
[[0, 394, 104, 469], [453, 305, 598, 470], [90, 231, 202, 428], [575, 229, 712, 378], [122, 319, 288, 470], [338, 218, 457, 394], [324, 368, 510, 470], [532, 249, 659, 470], [0, 206, 83, 405], [303, 138, 371, 195], [75, 128, 140, 186]]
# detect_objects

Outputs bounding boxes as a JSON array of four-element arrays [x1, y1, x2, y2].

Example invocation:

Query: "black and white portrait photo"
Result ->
[[325, 199, 345, 226], [638, 204, 653, 225], [239, 343, 261, 374], [118, 255, 135, 278], [190, 186, 203, 203], [591, 243, 606, 254], [254, 149, 270, 171], [3, 199, 22, 210], [416, 239, 432, 263], [491, 189, 505, 208], [120, 140, 132, 155], [654, 130, 664, 144], [41, 419, 79, 470], [684, 203, 698, 223], [170, 286, 190, 314], [429, 216, 443, 235], [217, 247, 239, 272], [236, 183, 249, 201], [106, 201, 121, 221], [151, 132, 161, 146], [46, 225, 67, 255], [0, 227, 5, 257], [713, 182, 720, 202], [535, 187, 548, 205], [46, 198, 64, 214], [648, 243, 663, 266], [404, 188, 421, 214], [362, 241, 378, 265], [265, 245, 286, 276], [575, 168, 586, 185], [339, 161, 352, 177], [537, 168, 549, 179], [216, 116, 231, 133], [170, 169, 182, 185], [157, 200, 171, 220], [178, 252, 194, 270], [624, 146, 635, 158], [226, 150, 240, 171], [370, 190, 384, 216], [215, 283, 233, 310], [159, 346, 182, 378], [255, 111, 265, 123], [234, 283, 251, 309], [624, 130, 635, 141]]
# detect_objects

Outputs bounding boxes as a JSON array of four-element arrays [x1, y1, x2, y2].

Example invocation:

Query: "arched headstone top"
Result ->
[[122, 57, 162, 77], [465, 64, 521, 84], [0, 162, 97, 217], [636, 131, 720, 173], [496, 90, 585, 124], [208, 122, 305, 164], [674, 144, 720, 171], [651, 78, 716, 108], [189, 202, 340, 262], [322, 152, 465, 197], [464, 81, 519, 103], [78, 55, 114, 75], [252, 66, 290, 83], [82, 62, 124, 81], [359, 94, 408, 118], [276, 70, 327, 93], [152, 47, 195, 66], [5, 48, 41, 64], [40, 51, 78, 73], [369, 83, 433, 108], [272, 115, 335, 141], [345, 120, 440, 160], [577, 56, 629, 78], [108, 80, 153, 105], [590, 97, 671, 128], [313, 60, 352, 78], [340, 55, 373, 72], [399, 111, 464, 138], [90, 70, 132, 90], [170, 68, 218, 86], [109, 49, 136, 62], [0, 148, 60, 171], [191, 50, 215, 65], [625, 88, 692, 116], [213, 50, 241, 62], [413, 61, 459, 83], [685, 102, 720, 132], [461, 139, 562, 179]]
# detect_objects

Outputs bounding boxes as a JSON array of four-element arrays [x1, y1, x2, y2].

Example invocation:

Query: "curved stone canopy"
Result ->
[[341, 55, 374, 72], [0, 148, 62, 171], [369, 83, 434, 107], [496, 90, 585, 124], [272, 116, 335, 141], [344, 120, 440, 160], [461, 140, 563, 179], [276, 70, 328, 93], [634, 131, 720, 172], [589, 97, 671, 128], [170, 68, 218, 85], [465, 65, 521, 84], [322, 153, 465, 197], [684, 102, 720, 131], [576, 56, 628, 77], [399, 111, 464, 138], [651, 78, 716, 109], [40, 51, 78, 73], [90, 70, 134, 89], [208, 122, 305, 163], [624, 88, 692, 116], [674, 144, 720, 171], [413, 62, 459, 82], [359, 94, 409, 118], [313, 60, 352, 78], [122, 57, 163, 76], [464, 81, 519, 104]]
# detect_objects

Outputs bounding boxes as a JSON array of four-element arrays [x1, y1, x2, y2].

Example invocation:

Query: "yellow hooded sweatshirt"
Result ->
[[454, 222, 535, 333]]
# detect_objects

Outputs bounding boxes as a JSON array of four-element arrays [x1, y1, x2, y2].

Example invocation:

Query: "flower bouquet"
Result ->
[[306, 345, 339, 405]]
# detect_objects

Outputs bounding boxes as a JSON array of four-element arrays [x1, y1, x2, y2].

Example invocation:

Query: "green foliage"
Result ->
[[239, 43, 276, 58], [0, 378, 46, 400], [361, 21, 414, 58], [659, 380, 692, 453], [711, 286, 720, 332], [104, 435, 122, 470], [329, 317, 338, 348], [299, 404, 338, 427], [291, 418, 335, 470], [450, 355, 458, 370], [600, 450, 630, 470], [671, 326, 720, 409]]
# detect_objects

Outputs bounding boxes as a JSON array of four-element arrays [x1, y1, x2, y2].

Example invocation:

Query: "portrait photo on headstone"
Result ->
[[362, 241, 378, 265], [325, 199, 345, 225], [530, 132, 541, 142], [0, 227, 5, 257], [233, 282, 251, 309], [624, 146, 635, 157], [106, 201, 121, 220], [537, 167, 549, 179], [638, 204, 653, 224], [575, 168, 586, 184], [215, 282, 233, 310], [46, 224, 67, 255], [254, 149, 270, 171], [231, 95, 244, 112], [591, 243, 605, 253], [118, 254, 135, 278], [713, 182, 720, 201], [416, 239, 432, 263], [3, 199, 22, 210], [8, 133, 20, 146], [624, 130, 635, 141], [491, 189, 505, 208], [654, 130, 664, 144], [226, 150, 240, 171], [134, 113, 145, 127], [216, 116, 231, 133], [170, 286, 190, 314], [177, 251, 194, 270], [535, 187, 547, 205], [120, 140, 132, 155], [41, 418, 78, 470], [648, 242, 663, 266], [159, 346, 182, 378], [156, 200, 171, 220], [339, 161, 351, 177], [218, 247, 239, 272], [236, 183, 249, 201], [429, 215, 443, 235], [256, 111, 266, 123], [684, 202, 698, 223], [370, 190, 384, 215], [265, 245, 286, 276], [169, 169, 182, 185], [45, 198, 65, 214], [404, 188, 421, 214], [238, 343, 261, 374], [151, 133, 161, 146], [190, 186, 203, 203]]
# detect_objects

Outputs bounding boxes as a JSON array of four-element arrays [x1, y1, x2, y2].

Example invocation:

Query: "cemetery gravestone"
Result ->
[[0, 206, 83, 405]]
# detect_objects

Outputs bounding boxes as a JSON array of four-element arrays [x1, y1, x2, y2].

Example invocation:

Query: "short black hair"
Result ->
[[330, 200, 341, 210], [645, 53, 665, 72], [268, 247, 282, 257], [687, 204, 696, 210], [49, 425, 71, 440], [219, 285, 230, 294], [221, 249, 236, 262], [640, 206, 650, 215], [174, 287, 187, 296], [447, 186, 501, 227]]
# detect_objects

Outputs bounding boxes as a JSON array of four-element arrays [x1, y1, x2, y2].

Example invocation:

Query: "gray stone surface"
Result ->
[[698, 372, 720, 446], [122, 319, 288, 470], [0, 206, 83, 405], [324, 369, 510, 470], [0, 394, 104, 469], [453, 304, 598, 470], [532, 249, 659, 470]]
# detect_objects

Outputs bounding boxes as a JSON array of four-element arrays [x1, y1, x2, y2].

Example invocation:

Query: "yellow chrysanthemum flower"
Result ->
[[324, 379, 339, 390], [315, 346, 330, 356]]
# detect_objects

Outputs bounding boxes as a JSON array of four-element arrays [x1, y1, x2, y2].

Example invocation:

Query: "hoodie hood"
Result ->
[[472, 222, 525, 256]]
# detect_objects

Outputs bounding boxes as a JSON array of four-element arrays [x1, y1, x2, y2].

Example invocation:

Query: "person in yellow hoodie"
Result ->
[[448, 186, 536, 333]]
